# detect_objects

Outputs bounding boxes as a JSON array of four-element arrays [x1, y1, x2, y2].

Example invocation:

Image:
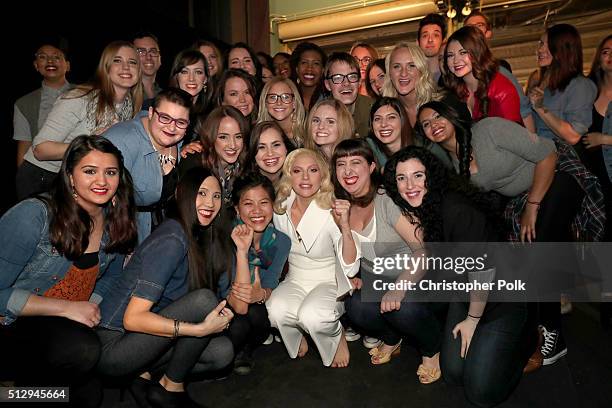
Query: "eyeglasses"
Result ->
[[326, 73, 360, 84], [353, 56, 373, 65], [266, 93, 294, 104], [136, 48, 160, 57], [35, 53, 64, 63], [153, 109, 190, 129]]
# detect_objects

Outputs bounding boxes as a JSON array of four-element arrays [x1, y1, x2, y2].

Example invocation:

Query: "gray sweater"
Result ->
[[454, 118, 556, 197]]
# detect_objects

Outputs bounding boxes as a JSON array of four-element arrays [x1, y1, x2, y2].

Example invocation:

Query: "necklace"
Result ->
[[145, 121, 176, 169]]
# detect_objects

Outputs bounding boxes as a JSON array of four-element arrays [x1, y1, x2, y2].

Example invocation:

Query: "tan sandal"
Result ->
[[416, 364, 441, 384], [369, 341, 401, 365]]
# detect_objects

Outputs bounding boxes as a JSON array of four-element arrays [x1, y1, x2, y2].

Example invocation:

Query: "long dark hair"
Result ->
[[545, 24, 584, 93], [415, 100, 473, 178], [169, 49, 213, 117], [47, 135, 137, 259], [332, 139, 382, 207], [214, 68, 259, 124], [442, 26, 498, 118], [588, 34, 612, 92], [365, 58, 386, 98], [369, 97, 414, 159], [245, 121, 295, 177], [383, 146, 498, 242], [176, 167, 232, 290]]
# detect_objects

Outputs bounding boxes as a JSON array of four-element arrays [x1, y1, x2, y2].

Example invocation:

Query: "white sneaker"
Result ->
[[274, 335, 282, 343], [362, 336, 383, 349], [263, 334, 274, 345], [344, 326, 361, 342]]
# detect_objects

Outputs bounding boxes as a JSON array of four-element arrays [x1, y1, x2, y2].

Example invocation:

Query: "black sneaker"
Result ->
[[541, 326, 567, 365], [233, 347, 254, 376]]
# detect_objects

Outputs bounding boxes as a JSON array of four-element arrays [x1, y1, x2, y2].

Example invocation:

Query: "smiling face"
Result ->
[[33, 45, 70, 82], [290, 154, 322, 199], [70, 150, 120, 215], [147, 99, 190, 149], [199, 45, 219, 77], [273, 54, 291, 78], [196, 176, 222, 226], [133, 36, 161, 77], [325, 61, 359, 106], [536, 33, 553, 68], [108, 46, 139, 93], [389, 47, 420, 96], [255, 128, 288, 178], [418, 24, 444, 58], [395, 158, 427, 208], [368, 64, 385, 96], [229, 47, 256, 76], [236, 185, 274, 233], [177, 60, 207, 98], [214, 116, 244, 166], [418, 107, 456, 151], [297, 50, 323, 87], [266, 81, 295, 122], [351, 46, 374, 80], [446, 40, 472, 78], [335, 154, 375, 198], [223, 77, 254, 117], [310, 105, 339, 150], [372, 104, 402, 153], [600, 38, 612, 73]]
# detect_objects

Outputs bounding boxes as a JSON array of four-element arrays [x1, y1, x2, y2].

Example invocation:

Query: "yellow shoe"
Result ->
[[416, 364, 441, 384], [369, 341, 401, 365]]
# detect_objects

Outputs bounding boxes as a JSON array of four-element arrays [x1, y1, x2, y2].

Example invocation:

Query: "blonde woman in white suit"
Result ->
[[267, 148, 360, 367]]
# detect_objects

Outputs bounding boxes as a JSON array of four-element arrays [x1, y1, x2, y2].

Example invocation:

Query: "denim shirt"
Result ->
[[0, 199, 123, 325], [99, 218, 190, 332], [533, 76, 597, 141], [602, 101, 612, 183], [103, 112, 181, 243]]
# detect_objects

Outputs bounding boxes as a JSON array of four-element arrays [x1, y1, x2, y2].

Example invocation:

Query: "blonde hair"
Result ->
[[304, 98, 355, 159], [274, 148, 334, 214], [257, 77, 306, 147], [381, 42, 439, 109]]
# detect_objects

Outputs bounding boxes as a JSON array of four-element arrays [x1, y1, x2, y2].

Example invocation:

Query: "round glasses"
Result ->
[[353, 56, 373, 65], [153, 109, 190, 129], [266, 93, 294, 104]]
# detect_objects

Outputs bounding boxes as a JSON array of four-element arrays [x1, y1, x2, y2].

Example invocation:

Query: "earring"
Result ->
[[111, 196, 117, 207], [71, 185, 78, 200]]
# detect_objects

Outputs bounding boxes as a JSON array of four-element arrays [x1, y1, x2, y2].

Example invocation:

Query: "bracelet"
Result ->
[[467, 313, 482, 320], [258, 289, 268, 304], [526, 199, 541, 208], [172, 319, 180, 338]]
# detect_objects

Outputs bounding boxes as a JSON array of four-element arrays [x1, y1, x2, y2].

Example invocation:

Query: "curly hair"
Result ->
[[415, 100, 473, 178], [383, 146, 499, 242], [274, 148, 334, 214], [442, 26, 499, 118]]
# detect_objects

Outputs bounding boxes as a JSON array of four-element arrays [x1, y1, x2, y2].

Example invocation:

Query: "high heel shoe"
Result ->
[[369, 340, 401, 365], [416, 364, 441, 384]]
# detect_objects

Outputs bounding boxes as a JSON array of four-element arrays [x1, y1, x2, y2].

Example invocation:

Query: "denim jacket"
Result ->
[[98, 218, 190, 331], [0, 199, 123, 325], [602, 101, 612, 183]]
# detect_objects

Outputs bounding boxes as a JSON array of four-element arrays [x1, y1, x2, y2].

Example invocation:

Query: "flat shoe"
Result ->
[[416, 364, 441, 384], [369, 341, 401, 365]]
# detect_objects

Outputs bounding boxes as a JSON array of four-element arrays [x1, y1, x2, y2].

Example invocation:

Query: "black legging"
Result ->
[[345, 289, 444, 357], [0, 316, 101, 407], [226, 302, 270, 352], [441, 302, 531, 408], [96, 289, 233, 383]]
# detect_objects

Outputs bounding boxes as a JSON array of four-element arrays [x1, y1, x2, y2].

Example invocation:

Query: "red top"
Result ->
[[471, 72, 523, 126]]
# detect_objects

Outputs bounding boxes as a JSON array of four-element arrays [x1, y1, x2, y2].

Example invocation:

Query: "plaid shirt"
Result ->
[[503, 140, 606, 242]]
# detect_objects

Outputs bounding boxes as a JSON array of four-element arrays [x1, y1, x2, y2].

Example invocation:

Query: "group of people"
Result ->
[[4, 9, 611, 408]]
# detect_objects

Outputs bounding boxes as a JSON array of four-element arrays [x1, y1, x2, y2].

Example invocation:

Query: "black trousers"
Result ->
[[226, 302, 271, 352]]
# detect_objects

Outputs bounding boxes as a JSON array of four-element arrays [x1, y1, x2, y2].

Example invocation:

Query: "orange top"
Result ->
[[43, 264, 99, 301]]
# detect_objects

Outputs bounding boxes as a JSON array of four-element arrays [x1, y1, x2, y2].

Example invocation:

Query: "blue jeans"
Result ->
[[441, 302, 530, 408]]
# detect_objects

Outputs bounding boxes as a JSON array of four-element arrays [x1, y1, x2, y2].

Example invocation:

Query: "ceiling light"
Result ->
[[462, 2, 472, 16], [447, 6, 457, 18]]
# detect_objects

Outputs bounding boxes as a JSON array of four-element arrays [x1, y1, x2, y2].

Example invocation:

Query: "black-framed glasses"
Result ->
[[153, 109, 190, 129], [136, 48, 160, 57], [266, 93, 294, 104], [326, 72, 360, 84]]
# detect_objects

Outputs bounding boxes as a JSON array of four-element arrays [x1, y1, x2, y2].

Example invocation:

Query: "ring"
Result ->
[[225, 323, 230, 329]]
